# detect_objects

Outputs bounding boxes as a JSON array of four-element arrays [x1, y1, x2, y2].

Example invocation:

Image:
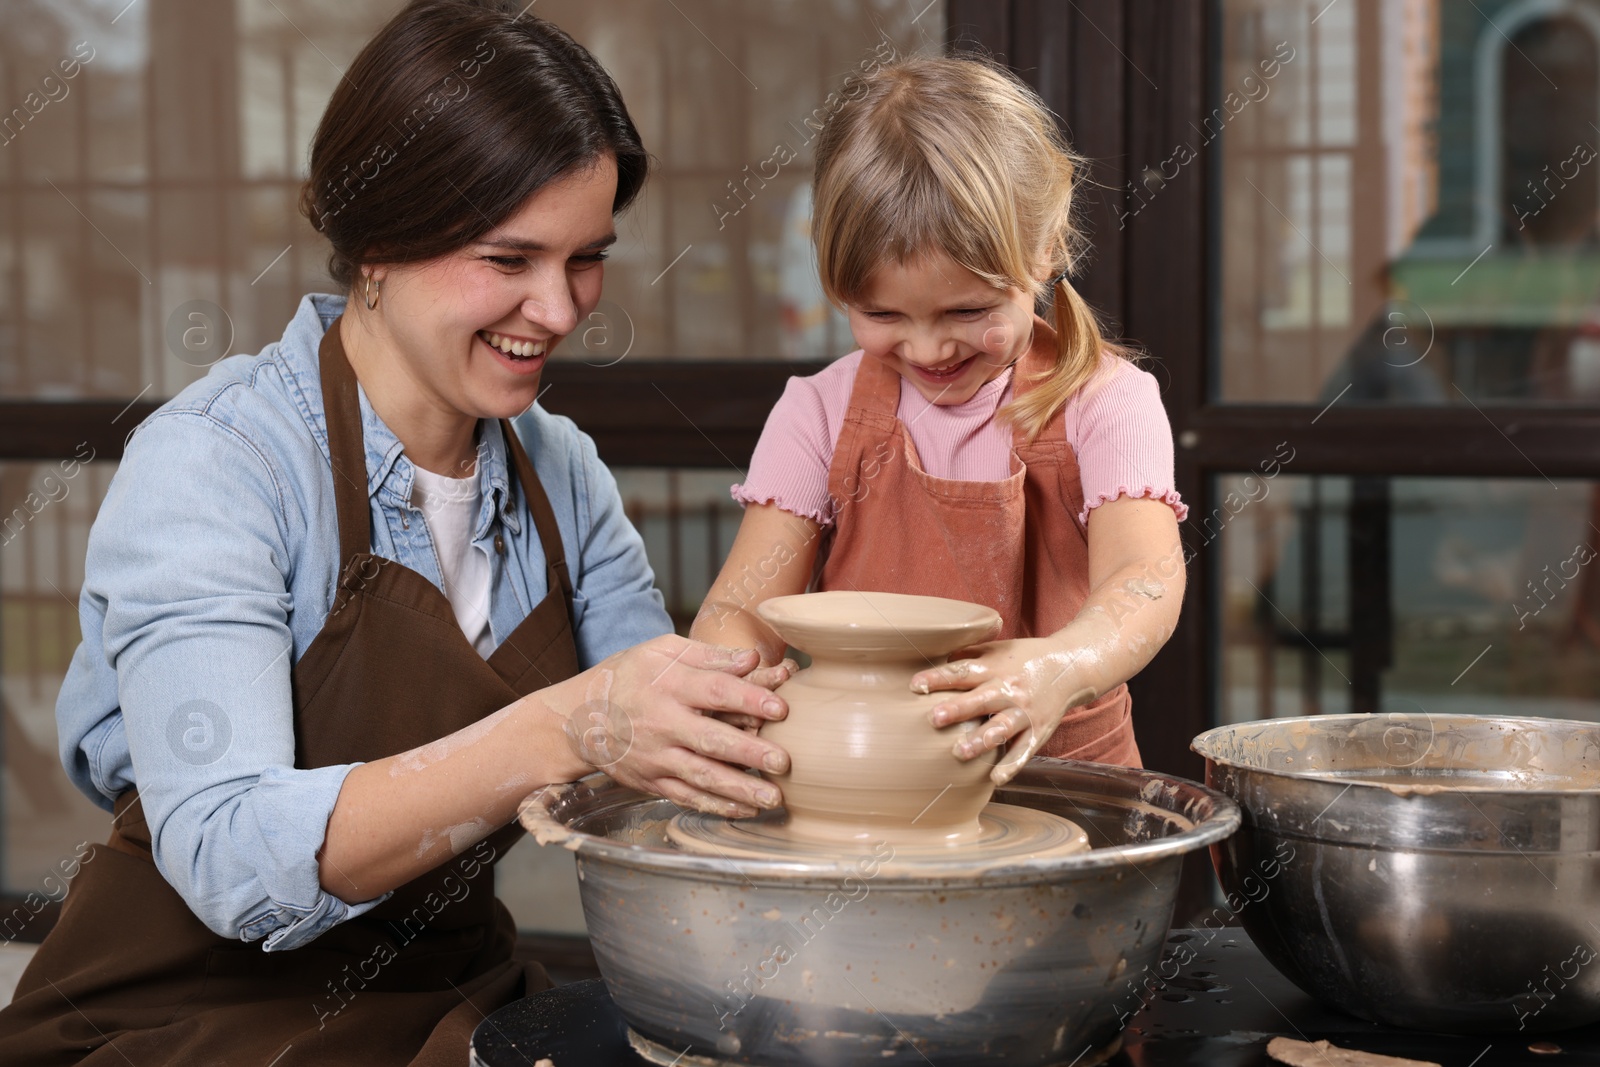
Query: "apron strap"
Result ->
[[317, 316, 376, 568], [315, 316, 574, 629], [847, 351, 903, 417], [1008, 315, 1062, 452], [826, 353, 908, 518]]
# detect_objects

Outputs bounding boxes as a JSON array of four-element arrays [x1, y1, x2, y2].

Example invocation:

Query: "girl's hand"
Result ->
[[556, 636, 792, 818], [713, 657, 799, 731], [911, 639, 1098, 786], [743, 657, 799, 694]]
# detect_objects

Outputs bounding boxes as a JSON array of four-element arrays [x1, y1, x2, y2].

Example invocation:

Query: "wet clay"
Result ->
[[668, 802, 1090, 869], [667, 591, 1089, 861], [760, 591, 1001, 841], [1267, 1038, 1439, 1067]]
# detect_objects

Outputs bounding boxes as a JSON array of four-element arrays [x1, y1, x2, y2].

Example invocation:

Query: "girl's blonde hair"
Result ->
[[811, 55, 1130, 441]]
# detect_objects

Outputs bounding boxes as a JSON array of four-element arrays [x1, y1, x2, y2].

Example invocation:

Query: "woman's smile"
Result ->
[[478, 329, 551, 375]]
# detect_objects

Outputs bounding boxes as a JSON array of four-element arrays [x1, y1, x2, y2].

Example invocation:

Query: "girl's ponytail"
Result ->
[[1006, 275, 1128, 442]]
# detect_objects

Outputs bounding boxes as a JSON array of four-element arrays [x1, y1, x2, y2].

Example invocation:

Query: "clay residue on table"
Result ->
[[1267, 1037, 1439, 1067]]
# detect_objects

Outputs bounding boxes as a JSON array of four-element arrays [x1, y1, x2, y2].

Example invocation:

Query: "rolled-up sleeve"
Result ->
[[91, 409, 385, 950]]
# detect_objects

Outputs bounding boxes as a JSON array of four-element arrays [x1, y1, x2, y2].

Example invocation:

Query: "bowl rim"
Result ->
[[1191, 712, 1600, 795], [518, 759, 1242, 888]]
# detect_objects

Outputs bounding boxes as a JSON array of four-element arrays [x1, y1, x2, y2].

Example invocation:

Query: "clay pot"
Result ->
[[756, 590, 1004, 844]]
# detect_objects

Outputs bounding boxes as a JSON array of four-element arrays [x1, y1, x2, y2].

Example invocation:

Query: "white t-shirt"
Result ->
[[411, 464, 494, 657]]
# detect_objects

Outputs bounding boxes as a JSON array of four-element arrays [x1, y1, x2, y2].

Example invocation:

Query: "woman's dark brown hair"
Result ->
[[300, 0, 649, 290]]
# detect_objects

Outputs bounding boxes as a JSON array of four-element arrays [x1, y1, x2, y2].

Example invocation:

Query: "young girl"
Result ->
[[692, 56, 1188, 784]]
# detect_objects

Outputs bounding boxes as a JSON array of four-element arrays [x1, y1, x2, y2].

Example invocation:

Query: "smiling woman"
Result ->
[[339, 159, 623, 476], [298, 0, 646, 475], [0, 2, 797, 1065]]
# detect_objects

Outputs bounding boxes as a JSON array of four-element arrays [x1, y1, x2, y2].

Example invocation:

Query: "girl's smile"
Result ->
[[846, 251, 1038, 405], [910, 354, 977, 384]]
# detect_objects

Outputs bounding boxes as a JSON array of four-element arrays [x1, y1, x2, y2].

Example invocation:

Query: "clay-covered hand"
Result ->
[[713, 658, 799, 732], [553, 636, 792, 818], [744, 657, 799, 692], [911, 639, 1098, 786]]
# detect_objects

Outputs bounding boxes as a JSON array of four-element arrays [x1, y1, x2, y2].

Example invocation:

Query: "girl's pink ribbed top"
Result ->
[[731, 351, 1187, 526]]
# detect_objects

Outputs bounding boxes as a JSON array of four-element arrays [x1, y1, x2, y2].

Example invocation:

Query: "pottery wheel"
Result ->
[[628, 1021, 1124, 1067], [666, 802, 1090, 866]]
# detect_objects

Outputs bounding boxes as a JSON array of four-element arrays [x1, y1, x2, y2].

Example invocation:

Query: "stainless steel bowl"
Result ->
[[520, 760, 1239, 1066], [1192, 713, 1600, 1034]]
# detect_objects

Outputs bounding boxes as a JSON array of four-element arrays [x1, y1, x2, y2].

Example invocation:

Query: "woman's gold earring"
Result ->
[[364, 273, 381, 310]]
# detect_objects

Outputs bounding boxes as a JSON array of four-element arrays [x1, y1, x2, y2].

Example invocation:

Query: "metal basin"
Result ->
[[1192, 713, 1600, 1034], [520, 760, 1239, 1066]]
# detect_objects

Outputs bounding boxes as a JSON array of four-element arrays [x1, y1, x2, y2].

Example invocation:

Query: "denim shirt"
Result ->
[[56, 294, 672, 951]]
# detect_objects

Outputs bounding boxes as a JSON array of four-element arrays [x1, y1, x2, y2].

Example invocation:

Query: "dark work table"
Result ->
[[1118, 930, 1600, 1065], [472, 929, 1600, 1066]]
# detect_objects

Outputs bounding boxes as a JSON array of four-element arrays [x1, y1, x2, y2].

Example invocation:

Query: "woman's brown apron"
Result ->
[[0, 318, 581, 1065], [819, 315, 1141, 766]]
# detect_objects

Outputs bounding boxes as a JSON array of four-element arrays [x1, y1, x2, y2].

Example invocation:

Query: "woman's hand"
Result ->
[[551, 635, 794, 818], [324, 636, 791, 903], [912, 639, 1098, 786]]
